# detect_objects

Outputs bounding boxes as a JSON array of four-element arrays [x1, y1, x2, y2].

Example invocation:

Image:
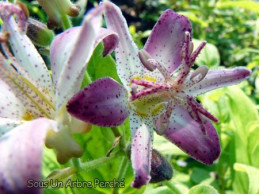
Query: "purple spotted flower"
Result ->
[[0, 2, 118, 193], [67, 1, 251, 189]]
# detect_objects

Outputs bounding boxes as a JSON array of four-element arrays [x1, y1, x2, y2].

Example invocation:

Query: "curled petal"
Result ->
[[163, 105, 220, 165], [130, 113, 153, 188], [144, 10, 192, 74], [96, 28, 119, 57], [0, 2, 27, 32], [67, 77, 130, 126], [186, 67, 251, 96], [0, 118, 57, 193]]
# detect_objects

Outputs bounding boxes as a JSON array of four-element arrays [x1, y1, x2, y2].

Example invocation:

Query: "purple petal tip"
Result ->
[[67, 77, 130, 126]]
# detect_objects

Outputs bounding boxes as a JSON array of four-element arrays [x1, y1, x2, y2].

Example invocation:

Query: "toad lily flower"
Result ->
[[67, 1, 251, 188], [0, 2, 118, 193]]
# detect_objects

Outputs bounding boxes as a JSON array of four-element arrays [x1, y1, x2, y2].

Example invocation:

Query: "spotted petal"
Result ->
[[0, 118, 57, 193], [104, 1, 144, 88], [0, 78, 25, 119], [67, 77, 130, 126], [51, 5, 119, 112], [2, 9, 53, 96], [0, 118, 23, 137], [0, 63, 54, 119], [163, 105, 220, 165], [130, 113, 153, 188], [51, 26, 119, 93], [144, 10, 192, 74], [52, 6, 103, 112], [186, 67, 251, 96]]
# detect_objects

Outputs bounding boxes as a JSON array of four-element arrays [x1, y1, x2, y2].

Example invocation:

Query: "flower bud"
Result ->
[[150, 149, 173, 183], [37, 0, 80, 29], [26, 18, 54, 47], [126, 145, 173, 183]]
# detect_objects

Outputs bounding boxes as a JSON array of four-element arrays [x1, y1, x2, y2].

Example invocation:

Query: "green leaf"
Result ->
[[225, 86, 258, 165], [144, 186, 173, 194], [86, 43, 121, 85], [234, 163, 259, 194], [247, 121, 259, 167], [153, 133, 186, 156], [193, 39, 220, 67], [191, 168, 210, 184], [188, 184, 219, 194]]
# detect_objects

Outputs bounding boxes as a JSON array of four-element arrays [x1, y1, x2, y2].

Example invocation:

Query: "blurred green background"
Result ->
[[18, 0, 259, 194]]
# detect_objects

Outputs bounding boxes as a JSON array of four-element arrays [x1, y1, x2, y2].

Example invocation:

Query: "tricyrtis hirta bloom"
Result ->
[[0, 2, 117, 193], [67, 1, 251, 188]]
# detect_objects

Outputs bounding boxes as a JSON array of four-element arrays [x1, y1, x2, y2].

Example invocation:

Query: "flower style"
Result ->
[[0, 2, 118, 193], [67, 1, 251, 188]]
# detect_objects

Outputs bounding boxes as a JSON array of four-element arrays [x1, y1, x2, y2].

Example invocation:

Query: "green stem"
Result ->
[[72, 158, 81, 170], [111, 127, 125, 150], [164, 181, 181, 194], [112, 156, 129, 194], [111, 127, 121, 137], [61, 14, 72, 30], [46, 151, 123, 182], [81, 151, 123, 171]]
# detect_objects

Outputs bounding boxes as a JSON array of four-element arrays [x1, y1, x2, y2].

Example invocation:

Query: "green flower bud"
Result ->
[[26, 18, 54, 47], [37, 0, 80, 29]]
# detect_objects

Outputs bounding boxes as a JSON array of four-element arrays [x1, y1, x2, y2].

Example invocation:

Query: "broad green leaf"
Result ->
[[225, 86, 258, 165], [144, 186, 173, 194], [191, 168, 210, 184], [247, 121, 259, 167], [193, 39, 220, 67], [234, 163, 259, 194], [85, 43, 121, 86], [189, 184, 219, 194], [153, 133, 186, 156]]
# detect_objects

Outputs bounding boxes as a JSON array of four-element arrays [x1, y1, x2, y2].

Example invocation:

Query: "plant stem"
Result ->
[[72, 158, 81, 170], [112, 156, 129, 194], [81, 151, 123, 171], [111, 127, 121, 137], [61, 14, 72, 30], [164, 181, 182, 194], [111, 126, 126, 150], [45, 151, 123, 182]]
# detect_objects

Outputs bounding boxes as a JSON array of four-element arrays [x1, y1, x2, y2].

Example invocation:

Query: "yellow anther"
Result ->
[[22, 111, 33, 121]]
